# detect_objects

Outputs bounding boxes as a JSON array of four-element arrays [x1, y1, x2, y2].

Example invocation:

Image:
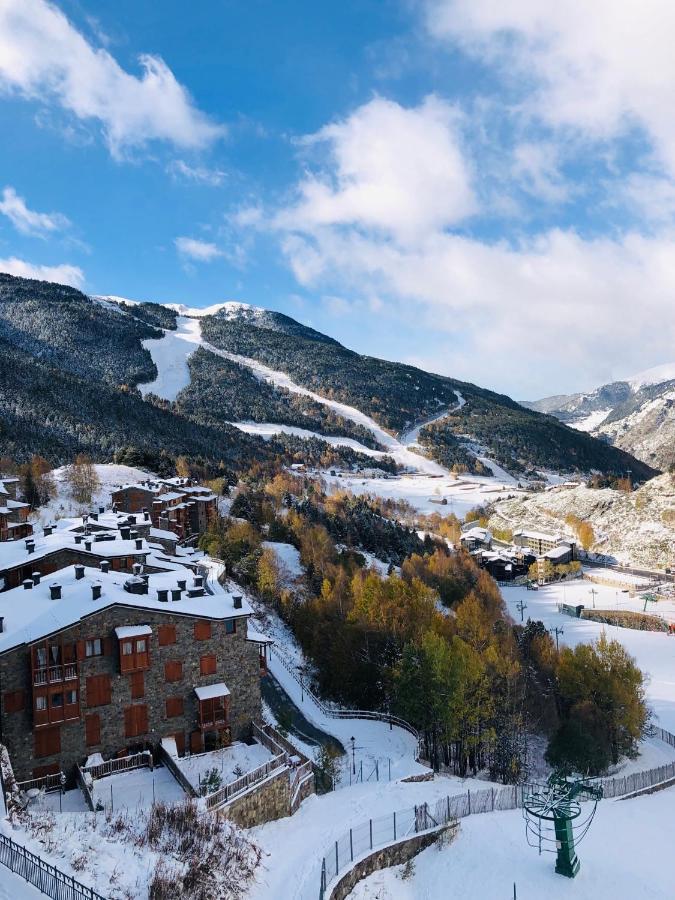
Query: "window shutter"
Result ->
[[194, 621, 212, 640], [200, 655, 217, 676], [86, 674, 111, 707], [166, 697, 184, 718], [34, 725, 61, 758], [103, 637, 114, 656], [130, 671, 145, 700], [76, 641, 86, 661], [164, 660, 182, 683], [85, 714, 101, 746], [158, 625, 177, 647]]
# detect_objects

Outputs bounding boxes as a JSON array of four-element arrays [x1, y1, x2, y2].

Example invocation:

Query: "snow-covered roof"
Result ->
[[194, 682, 230, 701], [0, 564, 252, 654], [0, 530, 150, 572], [514, 529, 562, 542], [246, 628, 273, 644], [115, 625, 152, 639], [150, 527, 178, 541], [544, 546, 573, 560], [461, 526, 492, 542]]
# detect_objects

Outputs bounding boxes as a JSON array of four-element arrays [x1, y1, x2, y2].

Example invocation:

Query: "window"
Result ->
[[35, 695, 47, 711], [164, 660, 182, 683], [119, 635, 150, 674], [122, 641, 133, 656], [85, 714, 101, 746], [225, 619, 237, 635], [51, 693, 63, 708], [86, 674, 112, 707], [3, 690, 25, 713], [34, 725, 60, 758], [36, 646, 47, 668], [66, 689, 78, 706], [166, 697, 184, 718], [200, 655, 217, 676], [158, 624, 176, 646], [136, 639, 147, 654], [130, 671, 145, 700], [85, 639, 102, 658], [194, 621, 212, 640], [124, 704, 149, 738]]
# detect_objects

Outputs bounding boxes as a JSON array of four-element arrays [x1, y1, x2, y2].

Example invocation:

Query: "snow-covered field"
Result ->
[[91, 765, 186, 812], [348, 787, 675, 900], [176, 742, 274, 793], [229, 421, 384, 458], [138, 316, 202, 401], [32, 463, 153, 524], [500, 577, 675, 732], [322, 471, 522, 519], [262, 541, 304, 581]]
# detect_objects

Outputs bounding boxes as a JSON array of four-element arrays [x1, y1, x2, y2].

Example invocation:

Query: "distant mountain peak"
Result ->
[[626, 361, 675, 390]]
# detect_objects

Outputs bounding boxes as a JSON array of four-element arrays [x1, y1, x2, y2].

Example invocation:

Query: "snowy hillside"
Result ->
[[488, 473, 675, 569]]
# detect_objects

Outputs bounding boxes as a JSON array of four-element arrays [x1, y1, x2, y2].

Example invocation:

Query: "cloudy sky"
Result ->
[[1, 0, 675, 398]]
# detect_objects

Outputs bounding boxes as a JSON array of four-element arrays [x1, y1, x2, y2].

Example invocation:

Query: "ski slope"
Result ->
[[138, 316, 201, 401]]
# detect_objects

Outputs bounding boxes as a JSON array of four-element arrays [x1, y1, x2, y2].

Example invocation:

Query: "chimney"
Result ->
[[130, 530, 139, 540], [43, 524, 54, 537], [100, 559, 110, 574], [233, 595, 243, 610], [32, 571, 41, 586], [132, 562, 142, 576], [0, 617, 4, 634], [90, 512, 98, 522], [74, 564, 85, 580], [50, 583, 61, 601], [75, 534, 83, 545], [91, 583, 102, 601], [177, 578, 187, 591], [25, 538, 35, 555], [142, 507, 148, 515], [22, 578, 33, 590], [84, 540, 92, 552], [135, 538, 143, 551], [112, 502, 119, 513], [99, 506, 105, 514], [129, 515, 137, 525], [171, 588, 182, 602], [157, 588, 168, 603], [120, 526, 130, 540], [193, 574, 204, 589]]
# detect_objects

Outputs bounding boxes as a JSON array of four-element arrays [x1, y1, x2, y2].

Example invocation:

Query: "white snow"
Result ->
[[229, 422, 384, 458], [165, 300, 254, 318], [138, 316, 202, 401], [91, 765, 186, 812], [627, 361, 675, 389], [569, 409, 613, 432], [348, 788, 675, 900], [175, 742, 274, 793], [262, 541, 304, 579], [194, 682, 231, 701], [114, 625, 152, 639]]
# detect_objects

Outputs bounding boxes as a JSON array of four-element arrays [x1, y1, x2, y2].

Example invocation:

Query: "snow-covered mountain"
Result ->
[[524, 367, 675, 471]]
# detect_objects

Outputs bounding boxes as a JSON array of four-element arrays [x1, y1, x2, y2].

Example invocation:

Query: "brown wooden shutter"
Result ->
[[200, 655, 217, 676], [164, 660, 182, 682], [85, 713, 101, 746], [34, 725, 61, 758], [86, 674, 111, 707], [194, 621, 212, 640], [130, 671, 145, 699], [137, 704, 148, 735], [103, 637, 114, 656], [158, 624, 177, 647], [125, 704, 148, 737], [76, 641, 86, 661], [166, 697, 184, 718], [3, 690, 25, 713]]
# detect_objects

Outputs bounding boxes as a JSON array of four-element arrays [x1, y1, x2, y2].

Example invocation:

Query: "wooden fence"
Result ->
[[81, 750, 152, 781], [16, 771, 64, 794]]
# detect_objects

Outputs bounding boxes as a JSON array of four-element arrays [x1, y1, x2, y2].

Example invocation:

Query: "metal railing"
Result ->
[[290, 760, 314, 814], [269, 646, 422, 744], [82, 750, 152, 781], [203, 752, 288, 811], [33, 663, 78, 686], [0, 831, 107, 900], [318, 725, 675, 898]]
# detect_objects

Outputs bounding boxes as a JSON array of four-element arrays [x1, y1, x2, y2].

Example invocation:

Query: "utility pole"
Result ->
[[549, 625, 564, 651], [516, 599, 527, 622], [589, 588, 598, 609]]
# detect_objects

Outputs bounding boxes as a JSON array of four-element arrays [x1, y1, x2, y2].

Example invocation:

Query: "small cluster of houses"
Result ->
[[0, 473, 273, 788], [460, 526, 576, 583]]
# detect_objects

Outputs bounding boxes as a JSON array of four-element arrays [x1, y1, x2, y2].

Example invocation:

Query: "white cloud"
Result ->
[[0, 186, 70, 236], [277, 95, 476, 244], [0, 0, 224, 157], [511, 143, 569, 204], [174, 236, 222, 262], [0, 256, 84, 288], [167, 160, 226, 186], [426, 1, 675, 177]]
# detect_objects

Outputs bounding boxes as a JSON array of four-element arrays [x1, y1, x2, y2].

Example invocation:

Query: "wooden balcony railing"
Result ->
[[33, 663, 78, 686]]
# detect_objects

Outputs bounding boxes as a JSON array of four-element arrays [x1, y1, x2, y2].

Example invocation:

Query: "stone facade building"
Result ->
[[111, 477, 218, 542]]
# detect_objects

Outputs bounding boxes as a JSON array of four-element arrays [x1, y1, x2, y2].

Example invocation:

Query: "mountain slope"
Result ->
[[199, 307, 657, 480], [525, 370, 675, 470]]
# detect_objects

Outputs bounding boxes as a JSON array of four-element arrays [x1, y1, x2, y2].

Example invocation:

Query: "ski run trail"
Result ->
[[138, 314, 465, 475]]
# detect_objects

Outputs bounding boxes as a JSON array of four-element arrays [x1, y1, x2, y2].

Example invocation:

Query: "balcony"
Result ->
[[33, 663, 78, 687]]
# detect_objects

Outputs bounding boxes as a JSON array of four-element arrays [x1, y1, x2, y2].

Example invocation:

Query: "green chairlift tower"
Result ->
[[523, 773, 603, 878]]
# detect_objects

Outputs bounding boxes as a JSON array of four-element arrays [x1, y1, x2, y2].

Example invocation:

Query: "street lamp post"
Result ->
[[589, 588, 598, 609], [350, 736, 356, 775]]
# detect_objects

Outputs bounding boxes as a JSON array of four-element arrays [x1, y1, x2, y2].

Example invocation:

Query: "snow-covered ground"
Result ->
[[500, 577, 675, 732], [31, 463, 153, 524], [322, 471, 522, 519], [138, 316, 202, 401], [348, 787, 675, 900], [91, 765, 186, 812], [175, 742, 274, 793], [262, 541, 304, 581], [569, 408, 613, 432], [229, 422, 384, 458]]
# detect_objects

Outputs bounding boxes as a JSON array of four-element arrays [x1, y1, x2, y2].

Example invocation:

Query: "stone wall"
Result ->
[[328, 822, 458, 900], [218, 767, 290, 829], [0, 605, 262, 781]]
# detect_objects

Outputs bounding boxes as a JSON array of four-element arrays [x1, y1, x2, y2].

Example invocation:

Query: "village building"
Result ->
[[111, 477, 218, 541], [0, 476, 32, 544], [513, 529, 576, 560], [0, 530, 266, 782]]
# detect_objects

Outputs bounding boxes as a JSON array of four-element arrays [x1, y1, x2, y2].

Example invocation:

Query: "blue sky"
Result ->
[[2, 1, 675, 398]]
